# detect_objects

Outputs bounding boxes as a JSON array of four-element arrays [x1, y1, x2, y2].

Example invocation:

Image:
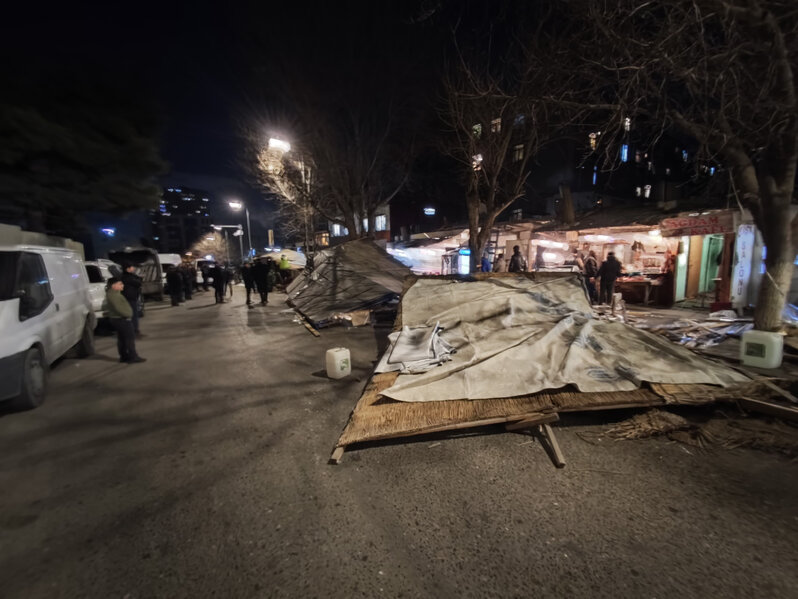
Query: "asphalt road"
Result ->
[[1, 288, 797, 598]]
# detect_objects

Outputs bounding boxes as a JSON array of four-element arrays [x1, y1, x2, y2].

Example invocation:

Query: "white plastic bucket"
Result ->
[[740, 330, 783, 369], [326, 347, 351, 379]]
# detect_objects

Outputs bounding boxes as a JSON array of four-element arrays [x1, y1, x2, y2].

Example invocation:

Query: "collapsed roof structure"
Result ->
[[332, 272, 758, 464], [286, 239, 411, 328]]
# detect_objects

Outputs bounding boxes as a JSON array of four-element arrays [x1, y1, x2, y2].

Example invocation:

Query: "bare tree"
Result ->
[[189, 233, 234, 265], [440, 9, 587, 270], [566, 0, 798, 331]]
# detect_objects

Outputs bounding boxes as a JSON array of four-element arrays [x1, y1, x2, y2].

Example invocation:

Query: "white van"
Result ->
[[0, 246, 95, 410]]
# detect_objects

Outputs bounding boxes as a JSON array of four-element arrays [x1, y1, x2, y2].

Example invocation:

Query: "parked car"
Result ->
[[108, 247, 164, 300], [84, 259, 116, 322], [0, 246, 95, 410]]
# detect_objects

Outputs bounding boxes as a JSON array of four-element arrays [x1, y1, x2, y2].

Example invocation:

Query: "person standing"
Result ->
[[211, 262, 226, 304], [252, 258, 270, 305], [583, 250, 599, 304], [507, 245, 528, 272], [104, 278, 145, 363], [481, 253, 492, 272], [166, 266, 183, 306], [242, 262, 256, 305], [597, 251, 623, 305], [279, 254, 292, 285], [180, 264, 193, 300], [493, 253, 506, 273], [120, 263, 143, 337], [533, 247, 546, 271]]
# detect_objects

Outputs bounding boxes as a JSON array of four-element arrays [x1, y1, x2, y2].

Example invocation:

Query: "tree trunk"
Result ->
[[753, 195, 794, 331], [467, 185, 481, 272]]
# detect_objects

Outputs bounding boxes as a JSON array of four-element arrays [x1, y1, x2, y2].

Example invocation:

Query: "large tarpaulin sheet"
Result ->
[[286, 239, 411, 327], [381, 275, 748, 402]]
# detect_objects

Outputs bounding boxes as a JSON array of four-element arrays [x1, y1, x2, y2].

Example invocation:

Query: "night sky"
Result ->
[[2, 1, 453, 178]]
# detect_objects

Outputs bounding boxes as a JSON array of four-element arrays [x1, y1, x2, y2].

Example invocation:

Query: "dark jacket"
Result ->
[[210, 265, 226, 288], [252, 262, 270, 288], [508, 252, 527, 272], [597, 256, 622, 280], [166, 268, 183, 293], [120, 270, 142, 304], [584, 256, 599, 278], [242, 265, 256, 288]]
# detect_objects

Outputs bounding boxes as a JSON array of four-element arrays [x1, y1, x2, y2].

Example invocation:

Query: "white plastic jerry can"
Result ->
[[740, 330, 784, 369], [326, 347, 351, 379]]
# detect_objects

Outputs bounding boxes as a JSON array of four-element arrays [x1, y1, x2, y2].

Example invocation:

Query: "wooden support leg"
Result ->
[[329, 446, 345, 464], [538, 423, 566, 468]]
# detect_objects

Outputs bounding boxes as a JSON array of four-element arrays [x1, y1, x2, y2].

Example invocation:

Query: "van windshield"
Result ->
[[0, 251, 20, 300]]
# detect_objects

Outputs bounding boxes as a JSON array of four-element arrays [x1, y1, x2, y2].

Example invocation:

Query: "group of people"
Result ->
[[485, 245, 624, 305], [102, 254, 297, 363]]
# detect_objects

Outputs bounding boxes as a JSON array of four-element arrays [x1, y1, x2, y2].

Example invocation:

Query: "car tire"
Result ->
[[74, 317, 95, 358], [11, 347, 47, 411]]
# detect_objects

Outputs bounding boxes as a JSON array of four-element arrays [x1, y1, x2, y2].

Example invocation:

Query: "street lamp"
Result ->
[[211, 224, 245, 264], [228, 200, 253, 259]]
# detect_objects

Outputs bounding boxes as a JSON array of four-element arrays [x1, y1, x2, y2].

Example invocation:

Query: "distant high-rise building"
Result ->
[[150, 187, 214, 253]]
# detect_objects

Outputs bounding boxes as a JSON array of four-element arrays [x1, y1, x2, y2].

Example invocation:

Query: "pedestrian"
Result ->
[[252, 258, 270, 305], [181, 264, 193, 300], [583, 250, 599, 304], [104, 277, 146, 363], [166, 266, 183, 306], [279, 254, 292, 285], [242, 262, 256, 305], [481, 253, 492, 272], [210, 262, 226, 304], [508, 245, 527, 272], [120, 262, 143, 337], [201, 264, 210, 291], [493, 253, 506, 273], [597, 251, 623, 305]]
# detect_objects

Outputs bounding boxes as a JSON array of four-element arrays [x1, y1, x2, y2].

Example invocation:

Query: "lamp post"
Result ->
[[228, 200, 252, 260], [213, 224, 244, 264]]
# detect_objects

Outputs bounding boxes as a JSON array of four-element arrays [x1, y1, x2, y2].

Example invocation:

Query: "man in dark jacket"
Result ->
[[210, 263, 226, 304], [166, 266, 183, 306], [252, 258, 270, 305], [104, 277, 145, 363], [597, 251, 623, 305], [583, 250, 599, 304], [508, 245, 527, 272], [120, 263, 143, 336], [242, 262, 256, 305]]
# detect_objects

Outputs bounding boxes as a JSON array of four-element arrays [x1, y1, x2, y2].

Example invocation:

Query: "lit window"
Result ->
[[589, 132, 597, 150], [362, 218, 369, 232], [623, 117, 631, 131], [472, 123, 482, 138], [621, 144, 629, 163], [709, 167, 716, 176], [665, 167, 671, 176], [682, 150, 689, 162], [375, 215, 387, 231], [644, 184, 652, 198], [490, 118, 501, 133], [512, 144, 524, 162], [635, 187, 642, 197], [331, 223, 349, 237], [472, 154, 483, 171]]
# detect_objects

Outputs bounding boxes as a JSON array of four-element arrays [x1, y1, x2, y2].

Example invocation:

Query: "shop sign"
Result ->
[[731, 224, 755, 308], [660, 211, 735, 237]]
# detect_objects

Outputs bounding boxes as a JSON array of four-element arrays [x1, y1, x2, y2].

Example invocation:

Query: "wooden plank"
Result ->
[[540, 423, 566, 468], [329, 446, 345, 464], [302, 319, 321, 337], [505, 413, 559, 431], [737, 398, 798, 422], [731, 366, 798, 405]]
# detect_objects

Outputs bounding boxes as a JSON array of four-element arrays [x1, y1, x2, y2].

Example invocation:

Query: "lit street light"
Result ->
[[268, 138, 291, 153], [228, 200, 253, 260], [212, 224, 245, 264]]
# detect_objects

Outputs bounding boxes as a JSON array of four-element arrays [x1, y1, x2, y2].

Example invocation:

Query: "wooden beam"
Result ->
[[737, 398, 798, 422], [329, 446, 345, 464], [539, 423, 566, 468], [505, 413, 559, 431]]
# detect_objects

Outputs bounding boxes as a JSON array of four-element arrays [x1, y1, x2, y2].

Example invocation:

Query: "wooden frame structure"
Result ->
[[329, 272, 736, 466]]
